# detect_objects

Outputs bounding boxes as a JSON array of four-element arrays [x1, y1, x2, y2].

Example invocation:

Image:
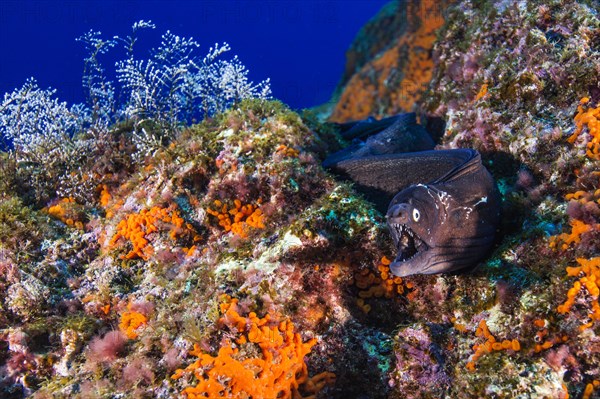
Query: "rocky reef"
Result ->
[[333, 0, 600, 397], [3, 0, 600, 398], [329, 0, 455, 123], [0, 99, 398, 398]]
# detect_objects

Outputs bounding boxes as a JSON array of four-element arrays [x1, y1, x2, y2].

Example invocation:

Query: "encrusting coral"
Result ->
[[172, 297, 335, 398], [206, 199, 265, 238], [557, 257, 600, 331], [108, 205, 199, 260], [330, 0, 455, 122]]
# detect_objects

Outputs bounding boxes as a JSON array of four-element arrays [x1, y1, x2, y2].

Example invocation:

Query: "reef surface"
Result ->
[[2, 1, 600, 398]]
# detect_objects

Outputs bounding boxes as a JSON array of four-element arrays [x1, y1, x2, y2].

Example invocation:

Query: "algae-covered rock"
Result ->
[[4, 1, 600, 397], [329, 0, 456, 122], [1, 99, 402, 398], [326, 0, 600, 397]]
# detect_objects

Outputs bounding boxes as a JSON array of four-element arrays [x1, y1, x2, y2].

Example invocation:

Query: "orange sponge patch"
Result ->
[[172, 297, 335, 398], [466, 319, 520, 371], [557, 257, 600, 331], [119, 310, 148, 339], [206, 199, 265, 238], [568, 97, 600, 160], [275, 144, 300, 158], [549, 219, 598, 250], [46, 197, 85, 229], [354, 256, 413, 313], [108, 205, 198, 260]]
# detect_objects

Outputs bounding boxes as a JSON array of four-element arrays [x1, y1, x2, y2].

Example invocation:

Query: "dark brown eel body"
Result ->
[[324, 114, 501, 277]]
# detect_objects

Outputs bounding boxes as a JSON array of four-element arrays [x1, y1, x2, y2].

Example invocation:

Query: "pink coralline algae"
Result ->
[[391, 324, 450, 398]]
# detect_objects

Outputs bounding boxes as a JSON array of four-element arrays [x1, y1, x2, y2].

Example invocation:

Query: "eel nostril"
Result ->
[[388, 204, 408, 220]]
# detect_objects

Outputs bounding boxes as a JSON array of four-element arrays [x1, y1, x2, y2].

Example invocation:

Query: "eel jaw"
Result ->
[[387, 223, 429, 277]]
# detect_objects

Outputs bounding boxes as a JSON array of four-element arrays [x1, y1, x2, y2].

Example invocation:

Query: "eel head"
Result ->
[[386, 183, 497, 277], [386, 184, 439, 277]]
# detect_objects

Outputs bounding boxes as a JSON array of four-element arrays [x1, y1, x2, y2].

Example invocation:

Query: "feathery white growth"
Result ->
[[0, 19, 273, 198], [190, 43, 271, 116], [0, 78, 86, 162], [77, 20, 271, 131], [0, 78, 96, 201], [76, 30, 117, 125], [116, 29, 201, 130], [116, 20, 156, 59]]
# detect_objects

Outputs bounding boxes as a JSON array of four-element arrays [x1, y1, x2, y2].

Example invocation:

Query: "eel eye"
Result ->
[[412, 208, 420, 222]]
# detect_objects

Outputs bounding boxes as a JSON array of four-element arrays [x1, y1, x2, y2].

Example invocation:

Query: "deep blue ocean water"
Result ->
[[0, 0, 387, 111]]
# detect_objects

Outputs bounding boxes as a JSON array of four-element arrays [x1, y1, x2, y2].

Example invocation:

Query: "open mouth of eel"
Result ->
[[388, 223, 429, 263]]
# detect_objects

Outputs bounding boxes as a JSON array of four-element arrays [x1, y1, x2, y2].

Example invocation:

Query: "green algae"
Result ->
[[362, 331, 393, 375], [0, 196, 51, 263], [290, 183, 385, 244]]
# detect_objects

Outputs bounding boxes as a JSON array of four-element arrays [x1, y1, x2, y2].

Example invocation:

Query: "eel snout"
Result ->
[[386, 204, 428, 268]]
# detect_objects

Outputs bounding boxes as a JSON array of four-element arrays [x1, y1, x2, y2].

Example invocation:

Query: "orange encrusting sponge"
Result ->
[[466, 319, 520, 371], [275, 144, 300, 158], [354, 256, 413, 313], [583, 380, 600, 399], [568, 97, 600, 160], [109, 205, 198, 260], [550, 98, 600, 250], [46, 197, 85, 229], [119, 310, 148, 339], [99, 184, 112, 207], [557, 257, 600, 331], [171, 297, 335, 398], [206, 199, 265, 238], [549, 219, 597, 250]]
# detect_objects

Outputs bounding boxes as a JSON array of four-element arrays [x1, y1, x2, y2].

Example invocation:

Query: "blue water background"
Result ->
[[0, 0, 387, 110]]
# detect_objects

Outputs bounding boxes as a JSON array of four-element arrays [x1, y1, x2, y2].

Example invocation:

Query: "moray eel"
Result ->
[[324, 114, 500, 277], [323, 113, 435, 169]]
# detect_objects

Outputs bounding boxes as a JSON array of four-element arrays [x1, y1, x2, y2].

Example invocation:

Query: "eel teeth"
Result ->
[[389, 223, 425, 262]]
